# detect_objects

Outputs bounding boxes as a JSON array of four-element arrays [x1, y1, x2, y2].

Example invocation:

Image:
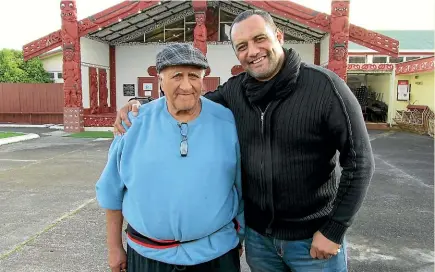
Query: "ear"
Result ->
[[276, 28, 284, 45]]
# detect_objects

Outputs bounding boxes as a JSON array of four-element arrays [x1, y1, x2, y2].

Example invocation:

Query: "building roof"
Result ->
[[87, 1, 327, 46], [349, 30, 434, 52], [23, 0, 400, 60]]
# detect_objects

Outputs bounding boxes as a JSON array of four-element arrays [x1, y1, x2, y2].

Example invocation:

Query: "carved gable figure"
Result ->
[[60, 1, 77, 22]]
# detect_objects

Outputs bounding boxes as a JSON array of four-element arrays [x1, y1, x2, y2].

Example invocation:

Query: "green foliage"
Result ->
[[0, 49, 54, 83], [65, 131, 114, 139], [0, 132, 25, 139]]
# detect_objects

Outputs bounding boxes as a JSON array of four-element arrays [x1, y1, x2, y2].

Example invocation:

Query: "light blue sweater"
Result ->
[[96, 96, 244, 266]]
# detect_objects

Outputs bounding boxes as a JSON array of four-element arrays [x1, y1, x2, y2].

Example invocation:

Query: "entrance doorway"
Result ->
[[138, 77, 159, 99], [347, 73, 393, 123]]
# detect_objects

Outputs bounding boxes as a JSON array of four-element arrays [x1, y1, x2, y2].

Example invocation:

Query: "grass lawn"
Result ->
[[0, 132, 25, 139], [66, 131, 114, 139]]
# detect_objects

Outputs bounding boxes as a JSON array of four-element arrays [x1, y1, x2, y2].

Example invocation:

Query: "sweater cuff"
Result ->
[[318, 220, 348, 244]]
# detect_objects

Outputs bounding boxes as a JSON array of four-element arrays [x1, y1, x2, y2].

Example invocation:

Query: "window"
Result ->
[[389, 57, 404, 63], [144, 19, 189, 42], [219, 9, 236, 41], [164, 19, 184, 43], [57, 73, 63, 79], [406, 56, 420, 61], [185, 15, 196, 42], [184, 24, 194, 42], [145, 27, 164, 42], [48, 72, 55, 79], [372, 56, 388, 63], [219, 23, 231, 41], [165, 29, 184, 42], [348, 56, 366, 63]]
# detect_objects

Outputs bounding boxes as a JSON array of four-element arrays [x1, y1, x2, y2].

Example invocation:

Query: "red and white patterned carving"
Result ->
[[348, 63, 394, 71], [349, 25, 399, 57], [64, 107, 84, 131], [192, 1, 210, 57], [243, 1, 330, 32], [89, 67, 99, 114], [396, 57, 435, 75], [84, 115, 116, 127], [23, 31, 62, 61], [327, 0, 350, 81], [98, 69, 109, 113], [61, 0, 84, 132]]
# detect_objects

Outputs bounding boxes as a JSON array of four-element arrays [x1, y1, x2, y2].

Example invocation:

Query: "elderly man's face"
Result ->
[[159, 65, 204, 113], [231, 15, 284, 81]]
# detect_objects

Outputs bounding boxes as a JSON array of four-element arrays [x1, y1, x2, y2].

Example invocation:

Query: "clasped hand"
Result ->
[[310, 231, 341, 259]]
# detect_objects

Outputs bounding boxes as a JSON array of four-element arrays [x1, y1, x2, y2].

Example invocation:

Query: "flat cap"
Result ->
[[156, 43, 209, 73]]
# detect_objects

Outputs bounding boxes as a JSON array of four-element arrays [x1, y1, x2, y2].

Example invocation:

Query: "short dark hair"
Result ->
[[229, 10, 278, 40]]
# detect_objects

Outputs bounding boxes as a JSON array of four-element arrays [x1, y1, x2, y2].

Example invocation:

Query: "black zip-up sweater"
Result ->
[[204, 61, 375, 244]]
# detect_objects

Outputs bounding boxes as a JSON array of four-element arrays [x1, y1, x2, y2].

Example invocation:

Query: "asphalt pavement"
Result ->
[[0, 128, 433, 272]]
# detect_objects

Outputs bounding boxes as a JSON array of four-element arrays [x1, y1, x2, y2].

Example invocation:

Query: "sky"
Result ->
[[0, 0, 434, 50]]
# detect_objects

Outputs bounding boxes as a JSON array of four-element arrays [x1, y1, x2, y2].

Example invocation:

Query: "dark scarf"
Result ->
[[242, 47, 301, 110]]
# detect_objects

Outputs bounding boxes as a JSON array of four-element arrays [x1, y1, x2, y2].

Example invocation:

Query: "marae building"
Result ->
[[24, 0, 429, 132]]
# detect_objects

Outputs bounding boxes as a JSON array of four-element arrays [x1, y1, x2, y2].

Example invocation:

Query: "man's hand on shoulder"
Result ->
[[113, 100, 141, 136]]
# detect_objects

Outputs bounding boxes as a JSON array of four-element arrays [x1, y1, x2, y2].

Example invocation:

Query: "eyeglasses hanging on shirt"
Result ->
[[178, 122, 188, 157]]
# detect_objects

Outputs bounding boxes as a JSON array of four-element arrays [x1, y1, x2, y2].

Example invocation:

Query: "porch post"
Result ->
[[60, 0, 84, 132], [388, 68, 396, 126], [109, 46, 117, 112], [314, 43, 321, 65], [328, 0, 350, 81]]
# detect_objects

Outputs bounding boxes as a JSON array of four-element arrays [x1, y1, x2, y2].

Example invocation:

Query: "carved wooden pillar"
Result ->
[[89, 67, 99, 114], [192, 1, 207, 56], [60, 0, 84, 132], [327, 0, 350, 81], [206, 7, 219, 42], [314, 43, 321, 65], [109, 46, 117, 113], [98, 68, 109, 113]]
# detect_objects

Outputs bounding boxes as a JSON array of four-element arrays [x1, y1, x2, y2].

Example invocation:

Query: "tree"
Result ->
[[0, 49, 54, 83]]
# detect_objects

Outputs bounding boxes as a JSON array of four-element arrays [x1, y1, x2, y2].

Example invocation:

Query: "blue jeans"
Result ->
[[245, 227, 348, 272]]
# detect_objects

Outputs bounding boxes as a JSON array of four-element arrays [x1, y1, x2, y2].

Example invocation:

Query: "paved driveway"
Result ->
[[0, 129, 433, 272]]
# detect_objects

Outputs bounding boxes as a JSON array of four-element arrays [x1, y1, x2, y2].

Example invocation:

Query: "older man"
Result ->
[[96, 43, 244, 272], [114, 10, 374, 272]]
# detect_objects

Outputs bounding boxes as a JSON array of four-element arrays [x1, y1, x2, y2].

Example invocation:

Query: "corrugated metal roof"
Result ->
[[349, 30, 434, 51]]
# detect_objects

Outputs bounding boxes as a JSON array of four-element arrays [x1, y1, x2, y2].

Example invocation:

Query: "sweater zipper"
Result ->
[[259, 103, 271, 133], [257, 103, 274, 236]]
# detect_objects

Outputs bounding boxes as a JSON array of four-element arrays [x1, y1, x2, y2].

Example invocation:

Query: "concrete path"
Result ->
[[0, 129, 433, 272]]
